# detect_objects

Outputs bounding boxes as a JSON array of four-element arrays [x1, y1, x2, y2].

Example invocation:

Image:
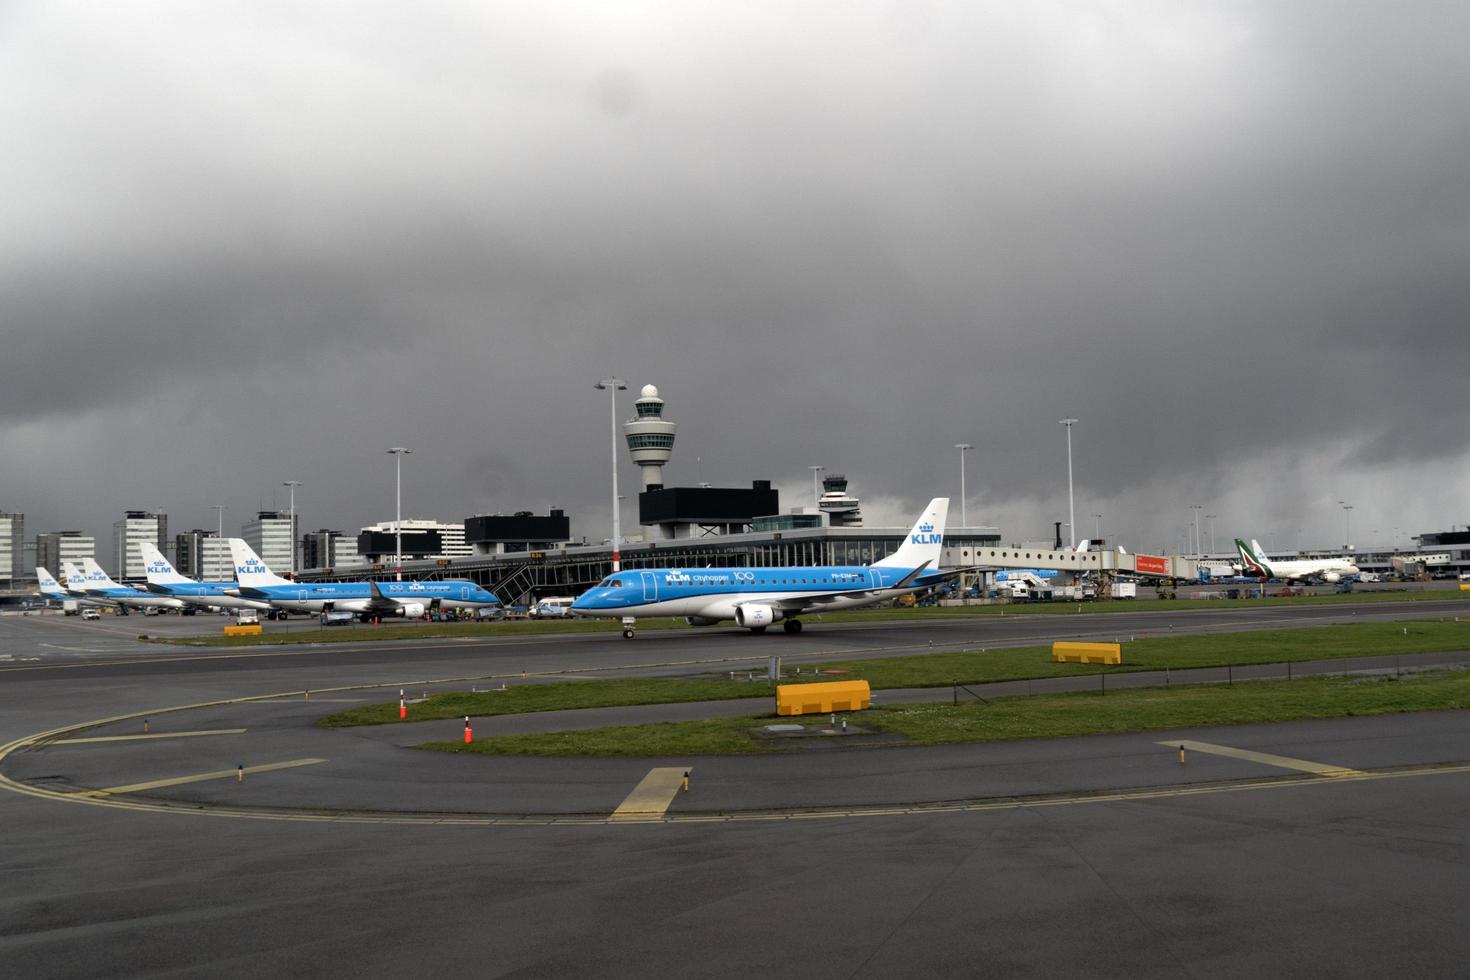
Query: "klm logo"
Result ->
[[147, 562, 169, 574], [910, 521, 941, 545]]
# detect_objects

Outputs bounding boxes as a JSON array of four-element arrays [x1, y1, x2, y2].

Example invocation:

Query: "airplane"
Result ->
[[571, 497, 957, 638], [64, 558, 187, 611], [137, 542, 273, 612], [35, 566, 101, 606], [227, 540, 502, 618], [1234, 538, 1360, 584]]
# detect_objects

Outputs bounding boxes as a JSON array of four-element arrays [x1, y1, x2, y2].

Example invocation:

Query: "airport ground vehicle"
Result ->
[[235, 609, 260, 625], [81, 607, 100, 620], [531, 597, 577, 619], [62, 599, 79, 616]]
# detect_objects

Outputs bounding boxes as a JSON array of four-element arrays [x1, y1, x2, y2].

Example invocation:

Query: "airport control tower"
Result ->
[[623, 384, 678, 489]]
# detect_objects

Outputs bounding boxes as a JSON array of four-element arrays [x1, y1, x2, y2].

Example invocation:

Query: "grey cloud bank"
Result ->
[[1, 2, 1466, 555]]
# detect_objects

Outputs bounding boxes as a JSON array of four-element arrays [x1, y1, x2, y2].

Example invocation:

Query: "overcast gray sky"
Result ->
[[3, 1, 1467, 560]]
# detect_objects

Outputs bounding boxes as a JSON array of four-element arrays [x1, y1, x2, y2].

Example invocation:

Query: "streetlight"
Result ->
[[1058, 418, 1078, 549], [211, 504, 225, 540], [282, 481, 301, 576], [955, 444, 973, 527], [595, 380, 627, 571], [809, 465, 824, 511], [1189, 505, 1202, 556], [1094, 514, 1102, 541], [1205, 514, 1217, 554], [1342, 503, 1354, 551], [386, 448, 411, 580]]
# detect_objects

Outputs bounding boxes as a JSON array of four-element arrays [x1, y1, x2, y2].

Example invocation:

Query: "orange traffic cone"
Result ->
[[464, 717, 473, 744]]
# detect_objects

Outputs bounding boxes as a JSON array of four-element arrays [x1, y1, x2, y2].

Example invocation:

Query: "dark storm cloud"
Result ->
[[2, 1, 1467, 555]]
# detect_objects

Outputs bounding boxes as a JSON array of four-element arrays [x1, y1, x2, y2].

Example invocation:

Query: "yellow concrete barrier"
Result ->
[[1460, 583, 1470, 592], [775, 680, 871, 716], [223, 624, 263, 637], [1052, 641, 1121, 665]]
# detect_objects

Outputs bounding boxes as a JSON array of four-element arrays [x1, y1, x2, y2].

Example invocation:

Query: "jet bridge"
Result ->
[[945, 544, 1198, 581]]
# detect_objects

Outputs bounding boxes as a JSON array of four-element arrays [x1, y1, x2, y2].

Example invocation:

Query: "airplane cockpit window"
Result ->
[[599, 578, 624, 588]]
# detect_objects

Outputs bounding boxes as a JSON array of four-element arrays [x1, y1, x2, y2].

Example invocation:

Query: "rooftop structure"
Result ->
[[818, 473, 862, 527]]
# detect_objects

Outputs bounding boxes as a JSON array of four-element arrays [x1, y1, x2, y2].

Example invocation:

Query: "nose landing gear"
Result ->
[[621, 616, 637, 639]]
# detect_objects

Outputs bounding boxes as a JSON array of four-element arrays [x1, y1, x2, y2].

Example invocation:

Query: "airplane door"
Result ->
[[868, 569, 882, 590], [461, 586, 472, 601], [298, 589, 308, 602], [640, 571, 657, 602]]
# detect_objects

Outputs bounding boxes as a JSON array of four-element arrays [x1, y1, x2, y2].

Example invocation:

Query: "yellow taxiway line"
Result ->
[[52, 728, 247, 745], [1162, 739, 1363, 777], [610, 767, 691, 821], [85, 758, 325, 797]]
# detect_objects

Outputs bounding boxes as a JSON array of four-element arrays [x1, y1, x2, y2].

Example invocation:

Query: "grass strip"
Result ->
[[158, 590, 1466, 646], [320, 619, 1470, 728], [420, 670, 1470, 757]]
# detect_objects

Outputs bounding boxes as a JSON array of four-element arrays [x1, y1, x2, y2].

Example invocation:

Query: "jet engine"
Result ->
[[734, 604, 780, 628], [1321, 572, 1341, 584], [395, 602, 427, 618]]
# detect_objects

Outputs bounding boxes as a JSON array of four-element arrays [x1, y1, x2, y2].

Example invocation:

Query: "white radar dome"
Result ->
[[641, 384, 659, 398]]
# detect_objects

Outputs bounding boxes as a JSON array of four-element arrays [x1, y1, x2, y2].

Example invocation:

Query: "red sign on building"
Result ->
[[1134, 554, 1170, 576]]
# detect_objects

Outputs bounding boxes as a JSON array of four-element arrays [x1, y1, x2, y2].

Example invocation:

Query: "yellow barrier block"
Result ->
[[223, 624, 263, 637], [1460, 583, 1470, 592], [1052, 641, 1121, 665], [775, 680, 871, 716]]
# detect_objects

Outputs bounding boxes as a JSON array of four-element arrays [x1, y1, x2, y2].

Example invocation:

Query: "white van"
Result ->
[[235, 609, 260, 625], [530, 597, 577, 619], [81, 607, 101, 620]]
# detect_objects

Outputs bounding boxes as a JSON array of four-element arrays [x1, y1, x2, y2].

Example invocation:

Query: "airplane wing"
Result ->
[[366, 580, 438, 613]]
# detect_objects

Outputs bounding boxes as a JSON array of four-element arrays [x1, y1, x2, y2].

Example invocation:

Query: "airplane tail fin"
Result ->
[[139, 542, 191, 584], [81, 557, 122, 589], [61, 562, 83, 587], [874, 497, 949, 569], [36, 567, 67, 597], [227, 539, 292, 587], [1075, 539, 1091, 554], [1250, 539, 1267, 560]]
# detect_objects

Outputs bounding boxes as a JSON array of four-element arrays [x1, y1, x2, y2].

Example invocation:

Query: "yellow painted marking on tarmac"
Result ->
[[85, 758, 325, 797], [1160, 739, 1364, 777], [610, 767, 691, 821], [52, 728, 247, 745], [252, 698, 363, 703]]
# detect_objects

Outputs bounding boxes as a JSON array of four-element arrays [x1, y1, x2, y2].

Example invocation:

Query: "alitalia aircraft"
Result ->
[[138, 541, 273, 611], [1234, 538, 1359, 584], [227, 539, 501, 618], [572, 497, 954, 638]]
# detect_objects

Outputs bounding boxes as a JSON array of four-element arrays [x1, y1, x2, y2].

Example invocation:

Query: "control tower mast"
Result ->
[[623, 384, 677, 489]]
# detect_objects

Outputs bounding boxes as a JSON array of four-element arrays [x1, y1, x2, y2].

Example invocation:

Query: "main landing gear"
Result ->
[[783, 619, 803, 634]]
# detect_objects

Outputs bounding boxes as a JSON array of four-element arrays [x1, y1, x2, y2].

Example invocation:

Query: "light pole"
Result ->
[[595, 380, 627, 571], [1342, 503, 1354, 551], [211, 504, 225, 540], [955, 444, 973, 527], [1058, 418, 1078, 549], [282, 481, 301, 576], [1094, 514, 1102, 542], [1189, 505, 1202, 556], [1205, 514, 1217, 554], [809, 465, 824, 511], [386, 448, 410, 580]]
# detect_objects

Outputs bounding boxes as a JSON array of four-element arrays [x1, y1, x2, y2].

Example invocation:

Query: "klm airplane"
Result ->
[[227, 540, 501, 618], [572, 497, 954, 638], [35, 566, 104, 607], [138, 542, 273, 611], [63, 558, 186, 611]]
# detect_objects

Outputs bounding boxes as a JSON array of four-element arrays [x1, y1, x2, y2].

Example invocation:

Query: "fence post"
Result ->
[[1228, 664, 1233, 686], [953, 681, 957, 707]]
